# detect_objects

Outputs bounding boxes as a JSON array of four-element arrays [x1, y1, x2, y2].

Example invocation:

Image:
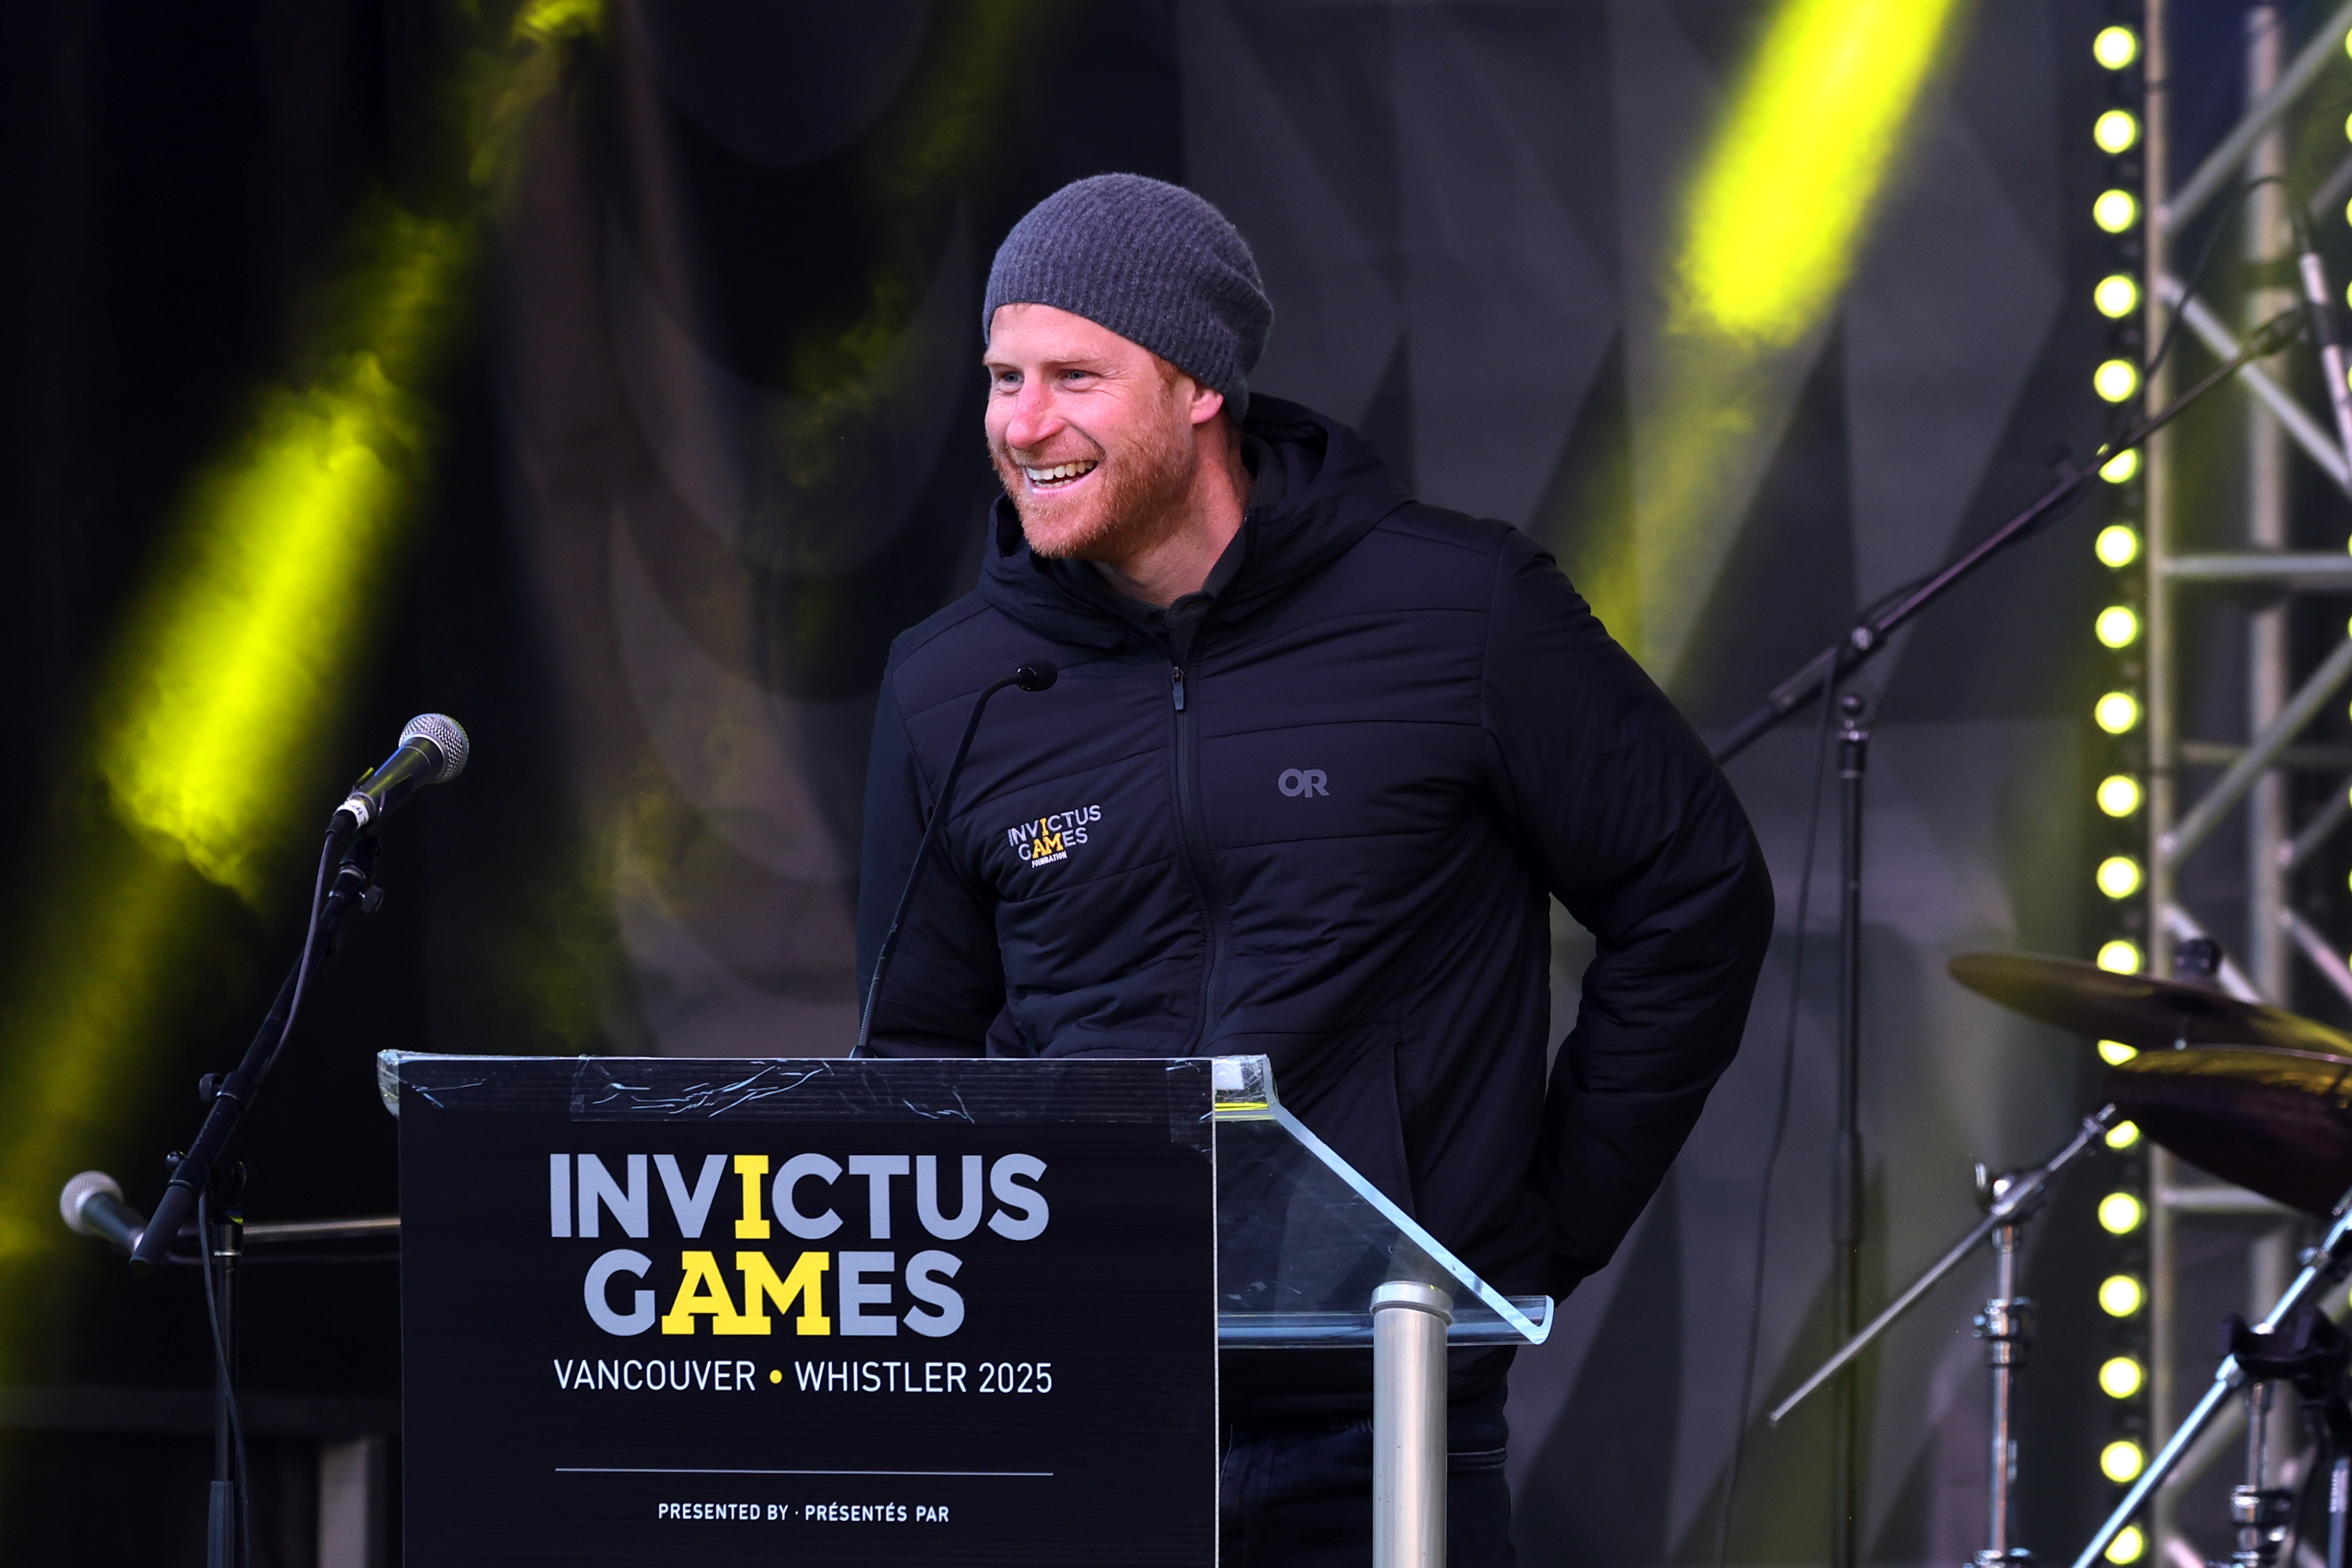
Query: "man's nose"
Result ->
[[1001, 382, 1062, 452]]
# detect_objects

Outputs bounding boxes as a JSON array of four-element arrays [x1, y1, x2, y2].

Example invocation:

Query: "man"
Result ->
[[858, 173, 1773, 1566]]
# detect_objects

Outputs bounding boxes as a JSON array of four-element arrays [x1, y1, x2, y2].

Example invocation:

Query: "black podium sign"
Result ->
[[393, 1055, 1217, 1566]]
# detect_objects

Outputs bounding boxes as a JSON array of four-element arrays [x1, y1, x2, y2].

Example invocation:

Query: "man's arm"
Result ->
[[854, 670, 1006, 1056], [1480, 530, 1775, 1298]]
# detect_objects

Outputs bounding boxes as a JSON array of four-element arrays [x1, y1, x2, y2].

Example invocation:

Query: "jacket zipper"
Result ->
[[1168, 653, 1228, 1048]]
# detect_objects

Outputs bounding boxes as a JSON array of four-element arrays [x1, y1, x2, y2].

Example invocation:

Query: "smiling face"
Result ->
[[983, 303, 1227, 570]]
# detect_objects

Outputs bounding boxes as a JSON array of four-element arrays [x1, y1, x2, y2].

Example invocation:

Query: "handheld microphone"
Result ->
[[854, 661, 1059, 1057], [61, 1171, 150, 1258], [2294, 216, 2352, 469], [332, 714, 470, 832]]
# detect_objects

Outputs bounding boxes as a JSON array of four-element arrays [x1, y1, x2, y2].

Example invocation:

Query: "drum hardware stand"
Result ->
[[2072, 1189, 2352, 1568], [2207, 1309, 2352, 1568], [1973, 1164, 2038, 1568], [1770, 1106, 2118, 1568]]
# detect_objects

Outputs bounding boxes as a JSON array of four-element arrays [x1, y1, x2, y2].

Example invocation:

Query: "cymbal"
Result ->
[[1948, 952, 2352, 1057], [2108, 1047, 2352, 1216]]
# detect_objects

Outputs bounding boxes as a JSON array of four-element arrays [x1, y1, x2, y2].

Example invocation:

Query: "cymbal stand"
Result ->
[[2211, 1309, 2352, 1568], [2224, 1379, 2293, 1568], [1975, 1170, 2035, 1568], [2071, 1192, 2352, 1568], [1770, 1105, 2116, 1568]]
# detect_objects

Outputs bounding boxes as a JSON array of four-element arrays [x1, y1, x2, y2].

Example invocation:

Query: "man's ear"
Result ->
[[1187, 381, 1227, 429]]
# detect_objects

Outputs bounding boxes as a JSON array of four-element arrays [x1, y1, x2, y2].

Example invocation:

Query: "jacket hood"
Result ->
[[977, 395, 1414, 650]]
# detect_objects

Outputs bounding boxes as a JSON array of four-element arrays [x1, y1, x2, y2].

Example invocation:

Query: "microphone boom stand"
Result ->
[[131, 832, 380, 1273], [1709, 307, 2308, 770]]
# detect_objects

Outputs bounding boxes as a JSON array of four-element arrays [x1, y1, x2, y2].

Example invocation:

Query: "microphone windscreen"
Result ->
[[1015, 662, 1059, 692], [60, 1170, 123, 1236], [400, 713, 472, 781]]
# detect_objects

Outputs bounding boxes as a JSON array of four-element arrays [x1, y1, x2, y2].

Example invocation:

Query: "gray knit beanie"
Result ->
[[983, 174, 1273, 415]]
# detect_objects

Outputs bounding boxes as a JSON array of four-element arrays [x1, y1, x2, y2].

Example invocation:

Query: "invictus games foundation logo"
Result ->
[[1005, 806, 1102, 868]]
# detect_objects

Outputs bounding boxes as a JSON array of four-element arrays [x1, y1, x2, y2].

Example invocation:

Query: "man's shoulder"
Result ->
[[1370, 501, 1533, 560], [1327, 501, 1546, 605], [883, 592, 1027, 720]]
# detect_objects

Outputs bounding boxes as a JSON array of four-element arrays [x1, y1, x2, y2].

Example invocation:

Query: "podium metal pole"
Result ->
[[1374, 1280, 1453, 1568]]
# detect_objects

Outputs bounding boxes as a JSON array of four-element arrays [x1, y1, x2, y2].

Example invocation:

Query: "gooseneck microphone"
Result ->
[[855, 662, 1058, 1057], [333, 713, 470, 833], [62, 1171, 149, 1257]]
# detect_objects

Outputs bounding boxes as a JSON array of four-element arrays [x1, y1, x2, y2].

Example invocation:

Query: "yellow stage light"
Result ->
[[2094, 27, 2139, 69], [2096, 525, 2141, 567], [1675, 0, 1968, 346], [2101, 1440, 2146, 1483], [2097, 776, 2142, 817], [2098, 1039, 2138, 1065], [2096, 359, 2141, 402], [2099, 1275, 2145, 1317], [2108, 1525, 2148, 1564], [2097, 939, 2142, 974], [2099, 1191, 2145, 1234], [2095, 692, 2140, 733], [2099, 1356, 2145, 1398], [2096, 606, 2140, 648], [2097, 856, 2143, 899], [2100, 450, 2141, 483], [2094, 111, 2139, 154], [2096, 275, 2140, 317], [2106, 1120, 2142, 1150], [2095, 190, 2139, 233]]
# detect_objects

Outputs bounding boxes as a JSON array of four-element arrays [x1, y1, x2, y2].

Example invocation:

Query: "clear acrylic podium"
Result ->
[[382, 1050, 1550, 1568], [1204, 1055, 1552, 1568]]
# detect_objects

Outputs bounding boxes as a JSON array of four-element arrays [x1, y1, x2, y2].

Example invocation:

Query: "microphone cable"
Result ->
[[1712, 672, 1839, 1568]]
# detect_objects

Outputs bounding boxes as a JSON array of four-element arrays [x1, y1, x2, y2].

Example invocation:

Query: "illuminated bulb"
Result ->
[[2095, 190, 2139, 234], [2108, 1525, 2148, 1565], [2097, 856, 2143, 899], [2105, 1119, 2142, 1150], [2094, 26, 2139, 68], [2098, 1039, 2138, 1065], [2096, 776, 2142, 817], [2101, 1439, 2146, 1483], [2096, 606, 2140, 648], [2095, 691, 2140, 734], [2099, 1356, 2145, 1398], [2096, 275, 2140, 317], [2094, 111, 2139, 154], [2096, 524, 2140, 567], [2096, 359, 2141, 402], [2100, 449, 2141, 483], [2099, 1190, 2145, 1234], [2099, 1275, 2145, 1317], [2097, 939, 2142, 974]]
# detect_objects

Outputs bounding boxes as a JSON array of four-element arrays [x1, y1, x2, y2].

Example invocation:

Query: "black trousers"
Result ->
[[1219, 1391, 1515, 1567]]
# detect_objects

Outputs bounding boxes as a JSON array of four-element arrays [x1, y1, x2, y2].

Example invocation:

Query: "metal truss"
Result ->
[[2139, 3, 2352, 1560]]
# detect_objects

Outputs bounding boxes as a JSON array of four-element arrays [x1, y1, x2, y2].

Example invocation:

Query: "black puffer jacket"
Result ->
[[858, 397, 1772, 1415]]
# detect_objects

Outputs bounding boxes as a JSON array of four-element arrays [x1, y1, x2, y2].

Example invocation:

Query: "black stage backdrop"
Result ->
[[0, 0, 2216, 1563]]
